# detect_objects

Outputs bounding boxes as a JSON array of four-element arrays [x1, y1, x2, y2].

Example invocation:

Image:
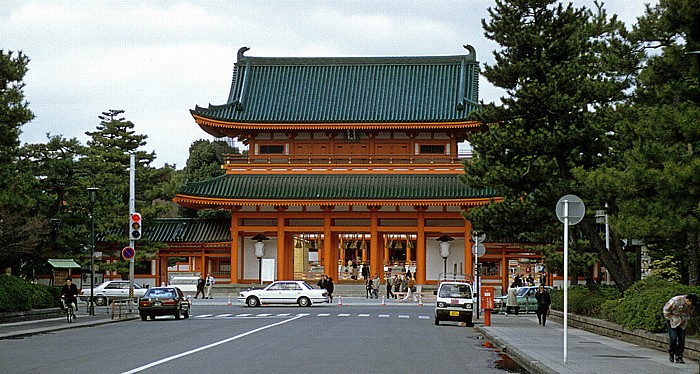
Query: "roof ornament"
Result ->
[[463, 44, 476, 61], [237, 46, 250, 63]]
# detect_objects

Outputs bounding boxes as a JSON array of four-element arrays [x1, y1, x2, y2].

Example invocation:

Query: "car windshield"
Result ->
[[300, 282, 313, 290], [145, 289, 176, 298], [517, 288, 531, 296], [439, 284, 471, 298]]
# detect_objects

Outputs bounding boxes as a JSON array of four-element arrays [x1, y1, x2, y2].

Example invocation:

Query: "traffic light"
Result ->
[[129, 213, 142, 241]]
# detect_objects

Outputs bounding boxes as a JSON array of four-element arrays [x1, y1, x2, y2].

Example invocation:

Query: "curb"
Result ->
[[477, 326, 555, 374]]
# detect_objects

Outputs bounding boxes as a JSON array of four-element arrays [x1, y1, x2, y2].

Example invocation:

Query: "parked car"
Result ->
[[238, 280, 329, 307], [138, 287, 191, 320], [494, 286, 554, 314], [79, 280, 148, 306], [434, 281, 474, 326]]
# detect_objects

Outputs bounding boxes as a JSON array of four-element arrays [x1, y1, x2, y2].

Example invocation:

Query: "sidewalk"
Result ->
[[0, 306, 136, 339], [478, 313, 699, 374]]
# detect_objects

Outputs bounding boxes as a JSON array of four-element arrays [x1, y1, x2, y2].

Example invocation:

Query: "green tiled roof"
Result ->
[[191, 47, 480, 125], [146, 218, 231, 243], [177, 174, 496, 201]]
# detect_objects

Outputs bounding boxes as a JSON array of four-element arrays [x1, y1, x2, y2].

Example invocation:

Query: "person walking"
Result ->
[[663, 293, 698, 364], [205, 273, 215, 299], [361, 263, 370, 281], [365, 277, 373, 298], [371, 273, 381, 299], [386, 273, 394, 299], [534, 285, 551, 326], [401, 275, 417, 302], [317, 275, 327, 289], [506, 283, 519, 315], [324, 276, 334, 302], [394, 275, 402, 297], [194, 275, 205, 299]]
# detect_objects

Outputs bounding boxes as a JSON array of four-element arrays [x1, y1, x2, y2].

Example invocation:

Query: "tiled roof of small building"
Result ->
[[191, 47, 480, 129], [177, 174, 495, 201]]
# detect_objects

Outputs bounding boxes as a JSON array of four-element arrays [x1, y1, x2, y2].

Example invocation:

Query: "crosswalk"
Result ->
[[191, 312, 432, 320]]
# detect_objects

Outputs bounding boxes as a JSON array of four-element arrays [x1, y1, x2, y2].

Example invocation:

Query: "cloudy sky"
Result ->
[[2, 0, 648, 169]]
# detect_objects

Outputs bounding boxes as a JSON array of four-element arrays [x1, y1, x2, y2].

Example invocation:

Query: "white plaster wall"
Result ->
[[243, 238, 278, 280], [425, 238, 466, 281]]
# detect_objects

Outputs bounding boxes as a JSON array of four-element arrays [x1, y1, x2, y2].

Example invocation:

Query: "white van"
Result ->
[[169, 276, 200, 294], [434, 281, 474, 326]]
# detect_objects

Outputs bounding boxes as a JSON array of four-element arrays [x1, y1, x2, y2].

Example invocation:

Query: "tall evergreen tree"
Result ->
[[464, 0, 640, 291]]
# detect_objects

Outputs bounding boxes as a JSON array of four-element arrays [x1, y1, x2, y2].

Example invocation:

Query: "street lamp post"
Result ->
[[87, 187, 99, 316], [252, 234, 269, 284], [436, 235, 453, 280]]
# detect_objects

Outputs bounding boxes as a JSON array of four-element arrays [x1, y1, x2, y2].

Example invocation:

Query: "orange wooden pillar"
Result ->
[[369, 206, 381, 280], [230, 209, 240, 283], [464, 217, 473, 278], [501, 249, 508, 291], [416, 206, 426, 284], [276, 206, 287, 280], [322, 206, 336, 281]]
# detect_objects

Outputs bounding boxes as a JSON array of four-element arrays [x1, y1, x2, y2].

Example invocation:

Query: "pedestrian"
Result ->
[[386, 273, 394, 299], [361, 263, 370, 280], [394, 275, 401, 297], [194, 275, 205, 299], [371, 273, 381, 299], [663, 293, 698, 364], [526, 274, 535, 286], [514, 275, 523, 288], [506, 283, 519, 315], [401, 275, 417, 302], [534, 285, 551, 326], [324, 277, 334, 302], [352, 260, 359, 280], [205, 273, 215, 299], [317, 275, 327, 289], [365, 277, 373, 298]]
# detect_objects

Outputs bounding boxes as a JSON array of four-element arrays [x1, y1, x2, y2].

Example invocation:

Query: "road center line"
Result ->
[[121, 314, 305, 374]]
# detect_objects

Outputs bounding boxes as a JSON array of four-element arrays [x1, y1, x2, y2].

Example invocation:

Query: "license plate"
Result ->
[[449, 311, 460, 316]]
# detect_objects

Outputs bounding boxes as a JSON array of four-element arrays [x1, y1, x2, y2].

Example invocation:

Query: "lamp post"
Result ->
[[87, 187, 99, 316], [252, 234, 269, 284], [436, 235, 453, 280]]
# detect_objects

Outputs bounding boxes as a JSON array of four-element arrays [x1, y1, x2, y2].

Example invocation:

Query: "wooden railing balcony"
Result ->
[[224, 152, 472, 166]]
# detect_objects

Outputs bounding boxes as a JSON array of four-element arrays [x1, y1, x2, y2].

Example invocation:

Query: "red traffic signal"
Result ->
[[129, 213, 142, 240]]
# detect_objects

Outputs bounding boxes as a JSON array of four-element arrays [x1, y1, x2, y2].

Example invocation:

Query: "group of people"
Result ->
[[317, 275, 335, 302], [365, 273, 381, 298], [385, 272, 417, 302], [504, 283, 552, 326], [194, 273, 215, 299]]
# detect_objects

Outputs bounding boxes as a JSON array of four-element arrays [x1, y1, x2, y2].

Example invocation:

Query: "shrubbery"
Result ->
[[0, 275, 60, 312], [551, 277, 700, 334], [550, 285, 620, 318]]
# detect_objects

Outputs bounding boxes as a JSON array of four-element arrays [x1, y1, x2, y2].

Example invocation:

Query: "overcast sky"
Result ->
[[2, 1, 648, 169]]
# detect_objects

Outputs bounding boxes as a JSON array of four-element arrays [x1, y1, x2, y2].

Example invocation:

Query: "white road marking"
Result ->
[[418, 316, 430, 319], [378, 314, 390, 318], [338, 313, 351, 317], [257, 313, 271, 317], [236, 314, 251, 317], [217, 314, 232, 318], [358, 314, 370, 317], [296, 313, 310, 317], [276, 313, 290, 316], [398, 315, 409, 318], [317, 313, 330, 317], [122, 315, 305, 373], [195, 314, 212, 318]]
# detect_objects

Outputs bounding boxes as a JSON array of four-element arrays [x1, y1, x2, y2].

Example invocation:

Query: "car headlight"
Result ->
[[437, 302, 446, 308], [464, 303, 472, 309]]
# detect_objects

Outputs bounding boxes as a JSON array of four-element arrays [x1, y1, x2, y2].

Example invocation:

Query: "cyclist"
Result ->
[[60, 277, 79, 319]]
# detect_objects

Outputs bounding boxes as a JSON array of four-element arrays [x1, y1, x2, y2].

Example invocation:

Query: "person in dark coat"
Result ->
[[324, 277, 334, 302], [60, 277, 79, 318], [194, 275, 205, 299], [361, 263, 370, 280], [535, 285, 552, 326]]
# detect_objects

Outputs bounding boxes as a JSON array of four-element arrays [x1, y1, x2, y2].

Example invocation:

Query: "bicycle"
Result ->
[[61, 296, 77, 323]]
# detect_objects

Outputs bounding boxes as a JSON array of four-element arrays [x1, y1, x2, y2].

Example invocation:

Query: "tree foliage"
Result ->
[[466, 0, 640, 291]]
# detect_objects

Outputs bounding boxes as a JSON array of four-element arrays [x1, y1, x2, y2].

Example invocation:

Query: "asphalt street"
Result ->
[[0, 303, 517, 374]]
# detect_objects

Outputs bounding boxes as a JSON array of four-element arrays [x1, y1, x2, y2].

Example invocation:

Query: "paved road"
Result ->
[[1, 303, 516, 374]]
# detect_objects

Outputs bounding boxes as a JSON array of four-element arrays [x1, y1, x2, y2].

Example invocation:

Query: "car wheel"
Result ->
[[94, 296, 107, 306], [298, 297, 311, 307], [174, 309, 181, 319], [149, 315, 156, 320], [434, 317, 440, 326], [246, 296, 260, 307], [140, 313, 147, 321]]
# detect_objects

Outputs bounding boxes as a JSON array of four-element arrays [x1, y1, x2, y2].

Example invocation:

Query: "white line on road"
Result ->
[[398, 315, 409, 318], [338, 313, 351, 317], [317, 313, 330, 317], [236, 314, 251, 317], [217, 314, 232, 318], [358, 314, 370, 317], [195, 314, 212, 318], [378, 314, 390, 318], [257, 313, 271, 317], [122, 314, 305, 374], [418, 316, 430, 319], [276, 313, 290, 316]]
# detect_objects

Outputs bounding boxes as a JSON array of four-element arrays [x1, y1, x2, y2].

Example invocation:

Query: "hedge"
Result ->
[[551, 277, 700, 334], [0, 275, 60, 312]]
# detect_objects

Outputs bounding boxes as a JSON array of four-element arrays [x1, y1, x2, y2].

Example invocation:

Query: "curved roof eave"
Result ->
[[173, 195, 501, 208]]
